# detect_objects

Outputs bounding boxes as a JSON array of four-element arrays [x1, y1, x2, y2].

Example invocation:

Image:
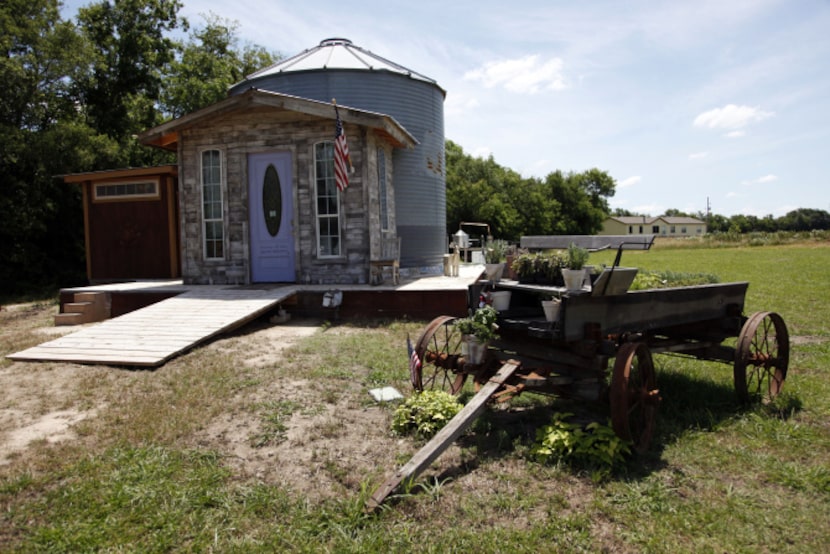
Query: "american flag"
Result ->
[[334, 104, 351, 191], [407, 335, 422, 390]]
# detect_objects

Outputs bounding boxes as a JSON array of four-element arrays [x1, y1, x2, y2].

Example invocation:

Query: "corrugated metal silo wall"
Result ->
[[230, 71, 446, 269]]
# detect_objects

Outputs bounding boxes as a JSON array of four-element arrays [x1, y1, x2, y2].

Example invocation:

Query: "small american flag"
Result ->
[[407, 335, 422, 390], [334, 104, 351, 192]]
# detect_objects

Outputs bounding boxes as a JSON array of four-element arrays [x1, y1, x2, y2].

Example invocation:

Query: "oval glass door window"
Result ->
[[262, 164, 282, 236]]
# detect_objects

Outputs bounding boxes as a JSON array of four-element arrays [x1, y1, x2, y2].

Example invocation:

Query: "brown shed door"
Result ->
[[87, 181, 176, 280]]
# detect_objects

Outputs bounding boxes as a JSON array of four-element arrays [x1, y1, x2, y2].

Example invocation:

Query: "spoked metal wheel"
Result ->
[[734, 311, 789, 404], [610, 342, 661, 455], [412, 316, 469, 395]]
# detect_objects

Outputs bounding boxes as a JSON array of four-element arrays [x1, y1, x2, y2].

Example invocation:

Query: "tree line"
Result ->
[[612, 208, 830, 234]]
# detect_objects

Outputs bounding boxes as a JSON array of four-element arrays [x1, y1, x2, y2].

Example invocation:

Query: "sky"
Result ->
[[61, 0, 830, 217]]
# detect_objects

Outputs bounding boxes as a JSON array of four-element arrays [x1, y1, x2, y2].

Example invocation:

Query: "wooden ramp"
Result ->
[[8, 287, 296, 367]]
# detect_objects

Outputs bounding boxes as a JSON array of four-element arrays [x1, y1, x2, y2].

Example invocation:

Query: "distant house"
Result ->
[[602, 216, 707, 237]]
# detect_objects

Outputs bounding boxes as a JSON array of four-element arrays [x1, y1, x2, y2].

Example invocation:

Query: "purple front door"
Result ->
[[248, 151, 295, 282]]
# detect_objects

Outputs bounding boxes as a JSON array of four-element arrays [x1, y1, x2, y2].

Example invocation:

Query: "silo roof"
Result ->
[[242, 38, 445, 95]]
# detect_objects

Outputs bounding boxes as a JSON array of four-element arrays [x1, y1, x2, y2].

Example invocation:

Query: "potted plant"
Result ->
[[483, 238, 508, 281], [511, 251, 564, 285], [455, 305, 499, 364], [541, 296, 561, 322], [562, 243, 589, 291]]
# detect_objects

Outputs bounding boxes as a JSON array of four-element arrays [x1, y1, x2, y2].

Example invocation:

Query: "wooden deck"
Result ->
[[8, 287, 297, 367], [7, 265, 484, 368]]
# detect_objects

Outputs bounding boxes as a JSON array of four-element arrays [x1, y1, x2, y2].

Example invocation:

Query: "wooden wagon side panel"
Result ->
[[561, 282, 749, 341]]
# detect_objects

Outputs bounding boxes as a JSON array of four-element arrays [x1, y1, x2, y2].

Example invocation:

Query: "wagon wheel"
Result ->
[[412, 316, 468, 395], [610, 342, 660, 455], [734, 311, 789, 404]]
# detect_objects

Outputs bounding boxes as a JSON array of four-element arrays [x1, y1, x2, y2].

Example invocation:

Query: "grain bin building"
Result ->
[[228, 38, 447, 270]]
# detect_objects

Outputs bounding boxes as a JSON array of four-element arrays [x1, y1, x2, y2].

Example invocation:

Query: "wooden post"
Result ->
[[365, 359, 521, 513]]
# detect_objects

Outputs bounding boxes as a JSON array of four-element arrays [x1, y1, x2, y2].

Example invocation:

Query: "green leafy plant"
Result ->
[[511, 251, 565, 282], [391, 390, 463, 439], [454, 305, 499, 342], [565, 242, 590, 270], [530, 412, 631, 478], [484, 238, 509, 264]]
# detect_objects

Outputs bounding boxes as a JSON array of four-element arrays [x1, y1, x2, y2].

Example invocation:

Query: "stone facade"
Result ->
[[176, 107, 397, 285]]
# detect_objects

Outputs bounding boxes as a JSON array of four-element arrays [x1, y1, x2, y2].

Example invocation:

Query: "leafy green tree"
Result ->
[[76, 0, 184, 165], [161, 13, 279, 117], [445, 140, 616, 240], [0, 0, 98, 294]]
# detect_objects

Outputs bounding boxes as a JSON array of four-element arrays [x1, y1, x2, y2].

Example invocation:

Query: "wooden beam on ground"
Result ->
[[365, 359, 521, 513]]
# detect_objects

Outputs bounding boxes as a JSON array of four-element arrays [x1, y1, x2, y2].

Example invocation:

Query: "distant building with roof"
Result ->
[[602, 215, 707, 237]]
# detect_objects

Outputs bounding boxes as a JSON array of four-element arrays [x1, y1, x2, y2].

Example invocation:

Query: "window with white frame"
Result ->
[[201, 149, 224, 259], [378, 147, 389, 231], [94, 180, 159, 201], [314, 142, 341, 257]]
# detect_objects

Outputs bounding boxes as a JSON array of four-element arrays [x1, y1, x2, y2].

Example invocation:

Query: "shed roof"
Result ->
[[62, 165, 178, 184], [138, 88, 418, 151], [240, 38, 444, 94]]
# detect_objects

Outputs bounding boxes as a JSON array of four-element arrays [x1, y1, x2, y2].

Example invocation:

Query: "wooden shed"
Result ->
[[138, 89, 416, 285], [64, 165, 180, 282]]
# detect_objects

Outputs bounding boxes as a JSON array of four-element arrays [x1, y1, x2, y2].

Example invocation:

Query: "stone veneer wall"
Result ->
[[176, 107, 395, 285]]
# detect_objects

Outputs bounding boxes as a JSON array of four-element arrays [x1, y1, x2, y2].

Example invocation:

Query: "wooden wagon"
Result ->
[[367, 236, 789, 510]]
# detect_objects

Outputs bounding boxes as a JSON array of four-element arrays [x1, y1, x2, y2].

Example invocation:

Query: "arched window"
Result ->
[[201, 149, 224, 259], [314, 142, 341, 257]]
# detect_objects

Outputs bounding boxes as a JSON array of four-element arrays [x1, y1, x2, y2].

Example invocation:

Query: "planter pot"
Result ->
[[483, 263, 505, 282], [562, 268, 586, 291], [541, 299, 561, 322], [490, 290, 512, 311], [461, 335, 488, 364], [505, 254, 518, 280]]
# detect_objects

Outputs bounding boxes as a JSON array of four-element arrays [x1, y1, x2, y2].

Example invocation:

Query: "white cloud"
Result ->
[[726, 130, 746, 139], [688, 151, 709, 160], [444, 92, 480, 117], [741, 174, 778, 186], [470, 146, 492, 159], [618, 176, 641, 188], [693, 104, 774, 130], [464, 55, 567, 94]]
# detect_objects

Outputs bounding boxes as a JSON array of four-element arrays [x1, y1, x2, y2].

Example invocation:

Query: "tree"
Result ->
[[161, 13, 279, 118], [76, 0, 185, 165], [445, 140, 616, 240], [0, 0, 98, 294]]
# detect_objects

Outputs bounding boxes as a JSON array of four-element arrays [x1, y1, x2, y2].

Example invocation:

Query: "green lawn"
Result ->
[[1, 241, 828, 552]]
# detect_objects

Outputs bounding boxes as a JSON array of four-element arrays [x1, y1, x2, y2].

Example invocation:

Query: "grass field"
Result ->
[[1, 241, 828, 552]]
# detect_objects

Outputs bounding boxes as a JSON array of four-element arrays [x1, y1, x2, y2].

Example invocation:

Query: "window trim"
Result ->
[[313, 140, 343, 259], [200, 148, 226, 261], [378, 146, 389, 231], [93, 179, 160, 202]]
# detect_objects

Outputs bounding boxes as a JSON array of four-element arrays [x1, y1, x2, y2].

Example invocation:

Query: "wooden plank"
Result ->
[[7, 287, 297, 367], [365, 360, 521, 513]]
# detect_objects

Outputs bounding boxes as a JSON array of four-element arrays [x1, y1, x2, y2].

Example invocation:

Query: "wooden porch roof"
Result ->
[[138, 89, 418, 151]]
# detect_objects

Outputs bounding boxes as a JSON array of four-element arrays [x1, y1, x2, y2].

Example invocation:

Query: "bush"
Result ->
[[530, 412, 630, 478], [392, 390, 463, 439]]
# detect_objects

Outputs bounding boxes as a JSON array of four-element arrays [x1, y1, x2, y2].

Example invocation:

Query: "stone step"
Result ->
[[64, 302, 93, 314]]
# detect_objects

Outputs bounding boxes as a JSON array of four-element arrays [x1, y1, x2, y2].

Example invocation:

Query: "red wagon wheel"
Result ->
[[734, 311, 789, 404], [610, 342, 661, 455], [412, 316, 468, 395]]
